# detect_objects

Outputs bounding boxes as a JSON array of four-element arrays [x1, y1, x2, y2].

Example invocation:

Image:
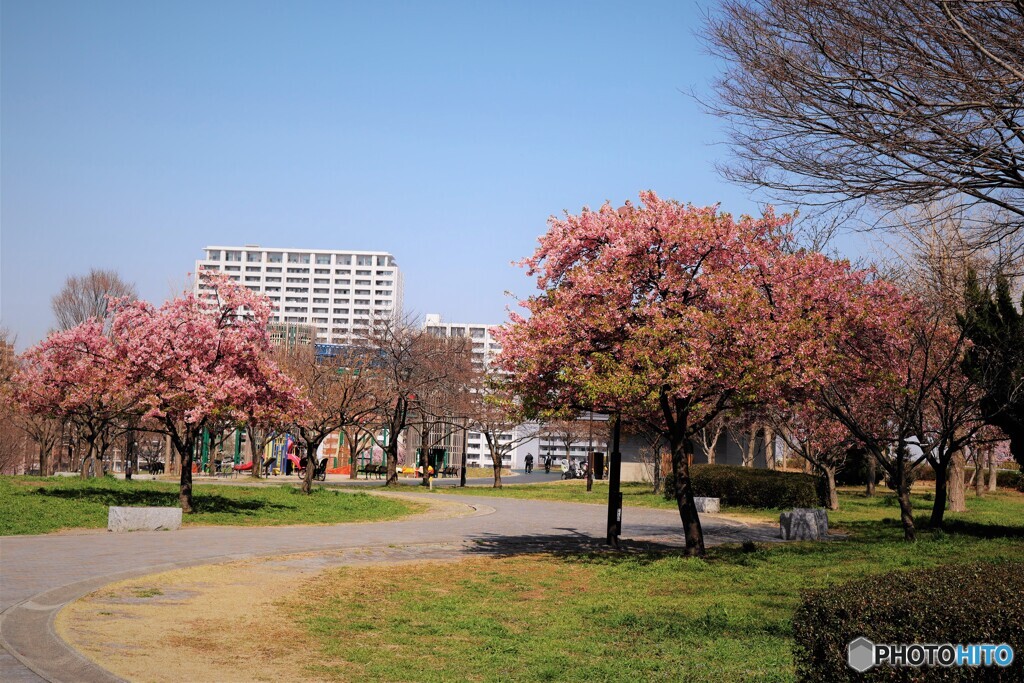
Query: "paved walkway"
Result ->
[[0, 491, 782, 683]]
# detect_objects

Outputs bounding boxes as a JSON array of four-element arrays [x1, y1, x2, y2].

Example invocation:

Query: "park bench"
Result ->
[[359, 464, 386, 479]]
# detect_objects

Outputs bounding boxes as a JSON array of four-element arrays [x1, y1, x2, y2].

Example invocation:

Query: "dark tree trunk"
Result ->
[[896, 483, 916, 542], [823, 466, 839, 510], [245, 426, 262, 480], [171, 430, 197, 514], [674, 438, 706, 557], [421, 447, 431, 487], [882, 448, 916, 541], [79, 434, 98, 479], [866, 453, 876, 497], [385, 439, 400, 485], [301, 439, 325, 494], [348, 431, 360, 480], [930, 459, 949, 527], [38, 443, 50, 477], [491, 445, 503, 488]]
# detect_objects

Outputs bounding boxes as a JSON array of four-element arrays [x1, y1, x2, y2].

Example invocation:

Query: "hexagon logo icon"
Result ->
[[848, 637, 876, 672]]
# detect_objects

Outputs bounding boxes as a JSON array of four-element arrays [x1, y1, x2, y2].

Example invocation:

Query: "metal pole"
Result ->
[[606, 413, 622, 546], [459, 416, 468, 487], [587, 412, 594, 492]]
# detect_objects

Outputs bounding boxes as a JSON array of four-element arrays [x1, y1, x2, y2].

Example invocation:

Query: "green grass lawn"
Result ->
[[284, 487, 1024, 682], [0, 476, 420, 535]]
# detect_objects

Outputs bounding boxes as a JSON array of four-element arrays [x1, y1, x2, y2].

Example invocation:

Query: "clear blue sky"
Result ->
[[2, 0, 808, 348]]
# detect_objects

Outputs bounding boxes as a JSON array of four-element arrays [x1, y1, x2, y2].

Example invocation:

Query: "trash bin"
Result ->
[[593, 452, 605, 480]]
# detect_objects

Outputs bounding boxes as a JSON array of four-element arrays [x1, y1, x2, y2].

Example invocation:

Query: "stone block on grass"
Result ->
[[694, 497, 720, 513], [780, 508, 828, 540], [108, 506, 182, 532]]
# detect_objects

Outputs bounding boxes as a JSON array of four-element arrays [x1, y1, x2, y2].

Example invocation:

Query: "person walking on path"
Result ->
[[525, 453, 534, 474]]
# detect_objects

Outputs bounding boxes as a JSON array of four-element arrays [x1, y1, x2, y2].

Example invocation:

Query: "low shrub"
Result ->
[[913, 466, 1022, 489], [663, 464, 820, 509], [792, 561, 1024, 682]]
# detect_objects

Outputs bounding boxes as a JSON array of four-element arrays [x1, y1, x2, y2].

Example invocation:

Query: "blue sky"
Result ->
[[2, 0, 833, 348]]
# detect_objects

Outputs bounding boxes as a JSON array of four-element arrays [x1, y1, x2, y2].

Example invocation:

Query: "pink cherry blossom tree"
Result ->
[[813, 293, 988, 538], [111, 273, 298, 512], [764, 402, 857, 510], [497, 192, 872, 556], [14, 320, 137, 478]]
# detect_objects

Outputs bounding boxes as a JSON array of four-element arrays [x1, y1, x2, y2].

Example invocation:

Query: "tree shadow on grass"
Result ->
[[35, 487, 288, 514], [828, 515, 1024, 542], [460, 529, 705, 567], [936, 518, 1024, 539]]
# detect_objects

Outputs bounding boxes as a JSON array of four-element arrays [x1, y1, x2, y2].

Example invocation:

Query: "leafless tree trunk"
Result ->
[[866, 454, 876, 497], [697, 416, 725, 466], [638, 431, 667, 494], [988, 448, 999, 492], [948, 448, 967, 512], [823, 466, 839, 511], [764, 426, 775, 470], [973, 446, 986, 497], [743, 425, 758, 467]]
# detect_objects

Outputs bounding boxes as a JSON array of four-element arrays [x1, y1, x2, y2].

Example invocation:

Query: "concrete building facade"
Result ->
[[421, 314, 609, 470], [196, 246, 403, 344]]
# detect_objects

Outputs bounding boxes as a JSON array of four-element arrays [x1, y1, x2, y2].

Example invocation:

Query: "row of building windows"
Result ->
[[426, 326, 489, 339], [207, 250, 395, 268], [201, 263, 395, 278]]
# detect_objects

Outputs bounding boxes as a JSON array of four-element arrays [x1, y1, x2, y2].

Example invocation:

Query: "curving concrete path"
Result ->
[[0, 491, 781, 683]]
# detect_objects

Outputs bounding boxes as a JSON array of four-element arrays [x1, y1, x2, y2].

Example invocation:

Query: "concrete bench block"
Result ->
[[108, 506, 182, 532], [694, 497, 720, 513], [780, 508, 828, 540]]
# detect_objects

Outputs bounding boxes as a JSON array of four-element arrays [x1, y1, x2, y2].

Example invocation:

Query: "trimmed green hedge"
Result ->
[[793, 561, 1024, 682], [663, 464, 821, 509]]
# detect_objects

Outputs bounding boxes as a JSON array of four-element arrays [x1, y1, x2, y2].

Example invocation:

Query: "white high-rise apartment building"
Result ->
[[423, 313, 502, 369], [422, 314, 516, 467], [196, 246, 404, 344]]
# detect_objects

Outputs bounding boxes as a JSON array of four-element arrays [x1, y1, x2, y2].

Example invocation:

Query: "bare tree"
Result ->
[[637, 429, 668, 494], [279, 345, 376, 494], [466, 371, 538, 488], [540, 418, 591, 465], [705, 0, 1024, 244], [15, 412, 62, 476], [365, 317, 473, 485], [51, 269, 137, 331], [695, 414, 727, 465]]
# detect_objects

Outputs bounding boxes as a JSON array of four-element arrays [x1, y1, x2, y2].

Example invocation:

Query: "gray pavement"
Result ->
[[0, 490, 782, 683]]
